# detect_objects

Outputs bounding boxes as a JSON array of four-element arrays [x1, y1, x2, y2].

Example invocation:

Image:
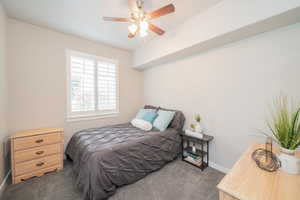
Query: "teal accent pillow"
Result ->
[[153, 110, 176, 131], [135, 109, 154, 119], [141, 111, 158, 123]]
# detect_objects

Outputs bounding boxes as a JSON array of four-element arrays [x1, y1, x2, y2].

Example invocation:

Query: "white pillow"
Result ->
[[131, 118, 153, 131]]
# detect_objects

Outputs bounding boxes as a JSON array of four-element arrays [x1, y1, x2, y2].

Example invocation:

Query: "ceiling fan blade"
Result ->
[[149, 23, 165, 35], [102, 17, 130, 22], [128, 33, 135, 38], [148, 4, 175, 20]]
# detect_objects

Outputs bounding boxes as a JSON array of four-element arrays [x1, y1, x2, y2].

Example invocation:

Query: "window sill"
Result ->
[[66, 112, 119, 122]]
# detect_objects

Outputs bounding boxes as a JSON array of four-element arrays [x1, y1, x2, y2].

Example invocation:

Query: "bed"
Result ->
[[65, 105, 185, 200]]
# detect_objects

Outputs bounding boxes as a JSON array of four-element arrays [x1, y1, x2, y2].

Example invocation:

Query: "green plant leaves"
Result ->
[[195, 114, 201, 123], [268, 96, 300, 150]]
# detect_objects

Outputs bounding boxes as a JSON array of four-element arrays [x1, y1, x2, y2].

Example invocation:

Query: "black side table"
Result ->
[[181, 133, 214, 171]]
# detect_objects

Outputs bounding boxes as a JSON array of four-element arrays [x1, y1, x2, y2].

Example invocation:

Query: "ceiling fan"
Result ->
[[102, 0, 175, 38]]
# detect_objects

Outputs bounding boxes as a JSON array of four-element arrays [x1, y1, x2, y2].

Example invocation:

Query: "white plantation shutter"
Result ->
[[70, 56, 96, 112], [67, 50, 118, 120], [97, 61, 117, 111]]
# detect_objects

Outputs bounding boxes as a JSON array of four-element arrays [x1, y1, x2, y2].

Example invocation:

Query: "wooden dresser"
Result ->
[[217, 143, 300, 200], [11, 127, 64, 184]]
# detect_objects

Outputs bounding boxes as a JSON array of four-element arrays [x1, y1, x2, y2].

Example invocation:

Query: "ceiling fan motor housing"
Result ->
[[136, 0, 144, 9], [131, 1, 147, 22], [103, 1, 175, 37]]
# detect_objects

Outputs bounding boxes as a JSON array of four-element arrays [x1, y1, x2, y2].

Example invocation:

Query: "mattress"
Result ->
[[65, 122, 182, 200]]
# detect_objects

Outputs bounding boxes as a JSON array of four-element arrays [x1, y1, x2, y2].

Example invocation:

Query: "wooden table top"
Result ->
[[217, 143, 300, 200]]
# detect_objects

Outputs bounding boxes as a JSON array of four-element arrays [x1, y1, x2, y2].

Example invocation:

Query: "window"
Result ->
[[66, 50, 119, 121]]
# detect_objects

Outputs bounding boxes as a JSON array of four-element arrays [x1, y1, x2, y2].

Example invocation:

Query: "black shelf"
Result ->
[[181, 133, 214, 171], [181, 134, 213, 143], [184, 146, 207, 157]]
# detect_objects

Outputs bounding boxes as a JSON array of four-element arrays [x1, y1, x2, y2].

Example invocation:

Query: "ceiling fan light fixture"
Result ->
[[128, 23, 138, 34], [132, 12, 139, 19], [139, 20, 149, 31], [139, 29, 148, 38]]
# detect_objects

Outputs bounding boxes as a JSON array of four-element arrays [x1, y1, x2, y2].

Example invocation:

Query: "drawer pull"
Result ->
[[36, 162, 44, 167], [36, 150, 44, 155], [35, 139, 44, 143]]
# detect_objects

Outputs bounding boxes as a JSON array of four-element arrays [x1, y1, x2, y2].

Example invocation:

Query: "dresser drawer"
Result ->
[[14, 154, 60, 176], [14, 165, 61, 184], [14, 144, 61, 163], [13, 132, 61, 151]]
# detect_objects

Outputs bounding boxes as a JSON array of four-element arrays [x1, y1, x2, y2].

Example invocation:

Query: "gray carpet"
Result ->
[[2, 160, 224, 200]]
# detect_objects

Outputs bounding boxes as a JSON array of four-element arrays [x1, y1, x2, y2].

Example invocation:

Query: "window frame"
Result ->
[[66, 49, 119, 122]]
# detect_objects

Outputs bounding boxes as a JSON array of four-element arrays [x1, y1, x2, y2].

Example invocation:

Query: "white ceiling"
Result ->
[[2, 0, 222, 50]]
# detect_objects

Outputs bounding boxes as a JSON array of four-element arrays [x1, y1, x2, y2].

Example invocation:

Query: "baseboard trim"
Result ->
[[209, 162, 230, 174], [0, 170, 11, 198]]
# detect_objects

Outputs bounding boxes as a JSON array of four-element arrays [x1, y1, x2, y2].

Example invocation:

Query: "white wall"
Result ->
[[7, 19, 143, 147], [0, 3, 8, 184], [134, 0, 300, 68], [143, 23, 300, 169]]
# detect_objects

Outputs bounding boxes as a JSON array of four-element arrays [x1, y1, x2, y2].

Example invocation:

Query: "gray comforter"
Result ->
[[65, 123, 182, 200]]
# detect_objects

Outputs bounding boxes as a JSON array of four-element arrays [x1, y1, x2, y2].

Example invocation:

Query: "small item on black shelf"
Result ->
[[184, 156, 202, 167], [187, 152, 199, 159], [252, 137, 281, 172], [185, 129, 203, 139], [192, 144, 196, 153]]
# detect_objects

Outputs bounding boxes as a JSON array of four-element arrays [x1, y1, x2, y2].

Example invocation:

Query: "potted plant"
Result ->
[[195, 114, 203, 133], [266, 96, 300, 173], [190, 123, 196, 132]]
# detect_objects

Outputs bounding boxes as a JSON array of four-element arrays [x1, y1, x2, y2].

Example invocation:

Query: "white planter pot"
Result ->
[[278, 147, 300, 174], [195, 122, 203, 133], [280, 147, 296, 155]]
